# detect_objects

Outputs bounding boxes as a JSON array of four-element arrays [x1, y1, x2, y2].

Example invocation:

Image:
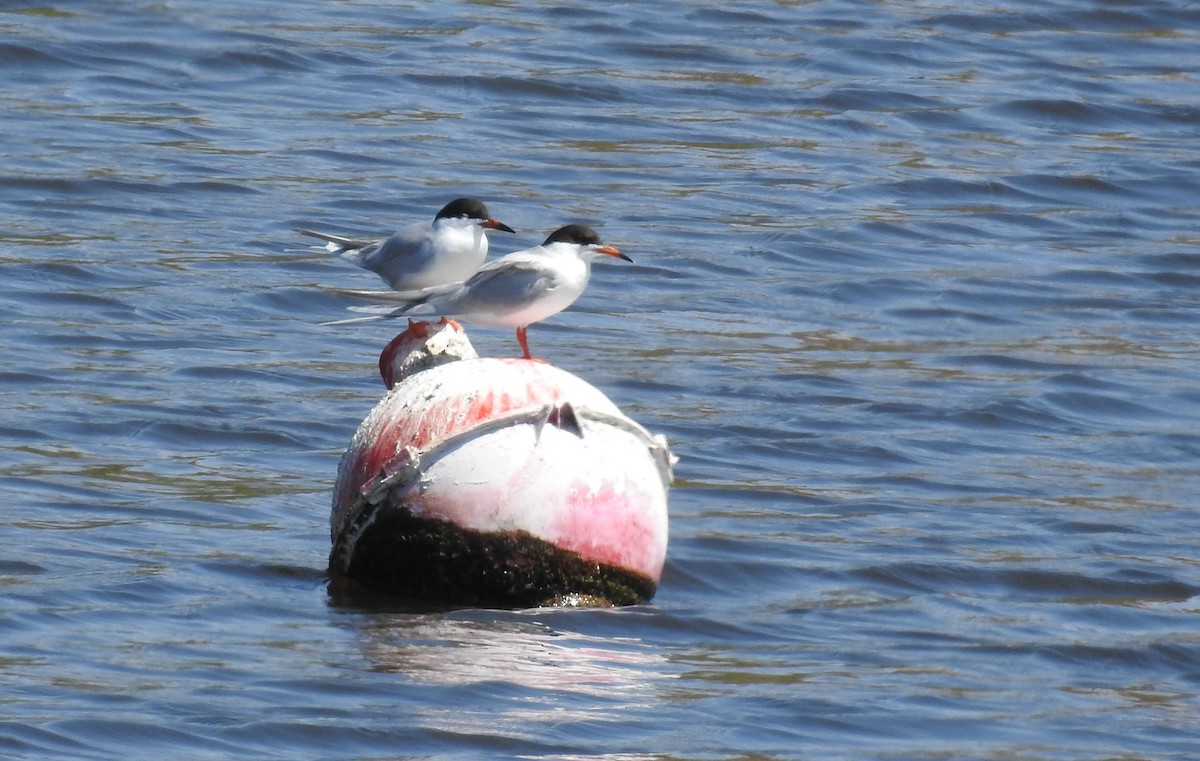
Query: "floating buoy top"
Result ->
[[330, 320, 673, 608]]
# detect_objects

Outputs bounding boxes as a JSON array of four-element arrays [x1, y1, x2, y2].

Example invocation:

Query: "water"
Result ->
[[2, 1, 1199, 758]]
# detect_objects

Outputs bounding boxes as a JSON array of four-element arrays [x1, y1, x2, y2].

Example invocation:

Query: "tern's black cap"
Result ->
[[543, 224, 631, 261], [543, 224, 603, 247], [435, 198, 491, 221]]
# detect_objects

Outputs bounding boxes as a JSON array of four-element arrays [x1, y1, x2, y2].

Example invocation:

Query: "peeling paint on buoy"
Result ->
[[330, 320, 673, 608]]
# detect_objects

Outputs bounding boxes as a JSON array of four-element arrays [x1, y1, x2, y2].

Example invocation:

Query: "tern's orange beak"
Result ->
[[598, 244, 632, 263], [483, 218, 516, 234]]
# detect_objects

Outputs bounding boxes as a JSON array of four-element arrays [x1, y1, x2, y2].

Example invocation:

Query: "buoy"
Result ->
[[330, 320, 673, 608]]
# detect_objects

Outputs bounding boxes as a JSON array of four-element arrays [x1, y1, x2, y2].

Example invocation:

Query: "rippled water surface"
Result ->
[[3, 1, 1199, 759]]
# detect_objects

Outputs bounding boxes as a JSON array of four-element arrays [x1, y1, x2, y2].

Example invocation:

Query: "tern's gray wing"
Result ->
[[323, 257, 558, 325], [327, 285, 450, 302], [322, 280, 463, 325], [297, 228, 378, 251], [321, 307, 398, 326], [349, 221, 432, 281], [447, 258, 560, 317]]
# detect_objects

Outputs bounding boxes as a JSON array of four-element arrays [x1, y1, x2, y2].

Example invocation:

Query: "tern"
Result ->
[[325, 224, 632, 360], [298, 197, 515, 291]]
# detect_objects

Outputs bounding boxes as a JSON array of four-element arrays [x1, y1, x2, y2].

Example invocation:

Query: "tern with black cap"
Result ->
[[298, 197, 515, 292], [325, 224, 631, 360]]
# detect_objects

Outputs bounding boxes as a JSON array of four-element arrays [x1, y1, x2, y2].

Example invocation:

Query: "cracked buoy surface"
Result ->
[[330, 320, 673, 608]]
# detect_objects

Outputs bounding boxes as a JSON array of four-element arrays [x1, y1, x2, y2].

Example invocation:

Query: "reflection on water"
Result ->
[[342, 605, 673, 744], [357, 613, 665, 691]]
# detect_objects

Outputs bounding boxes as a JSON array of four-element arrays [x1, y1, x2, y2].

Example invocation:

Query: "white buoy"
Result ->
[[330, 320, 673, 607]]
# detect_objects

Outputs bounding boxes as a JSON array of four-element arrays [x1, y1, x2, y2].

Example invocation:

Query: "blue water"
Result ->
[[2, 1, 1199, 759]]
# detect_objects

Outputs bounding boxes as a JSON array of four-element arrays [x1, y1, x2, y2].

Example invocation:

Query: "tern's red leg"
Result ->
[[515, 327, 547, 363]]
